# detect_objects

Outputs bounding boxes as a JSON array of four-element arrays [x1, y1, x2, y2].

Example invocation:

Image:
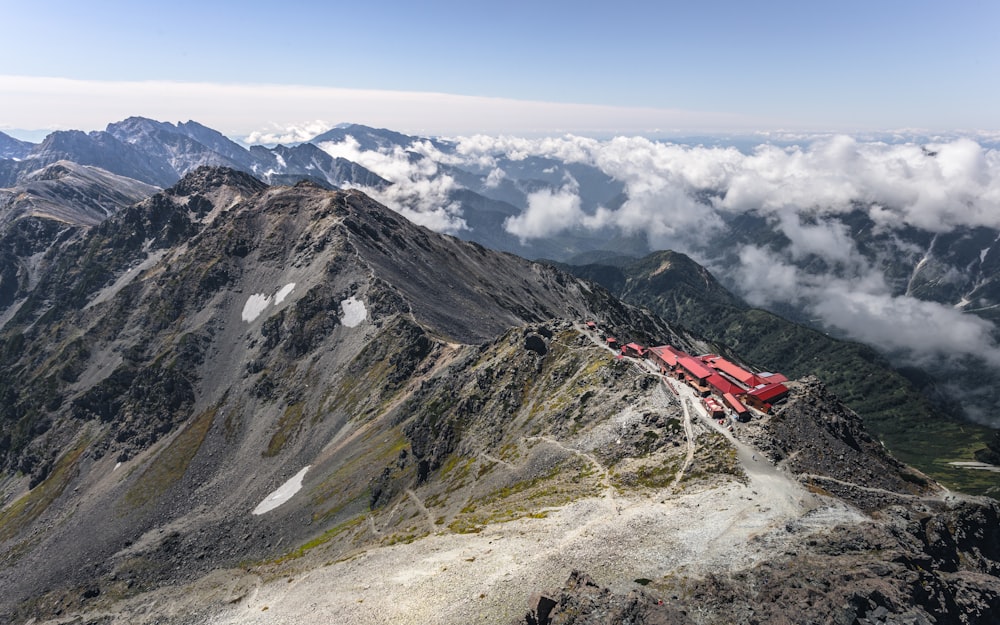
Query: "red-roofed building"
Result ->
[[677, 356, 713, 383], [586, 321, 598, 331], [606, 337, 619, 350], [705, 356, 757, 386], [757, 372, 789, 385], [621, 342, 647, 358], [745, 382, 789, 412], [706, 373, 743, 396], [703, 396, 725, 418], [648, 345, 687, 371], [723, 392, 749, 421]]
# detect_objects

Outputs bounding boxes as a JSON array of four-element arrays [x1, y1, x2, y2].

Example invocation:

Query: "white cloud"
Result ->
[[484, 167, 506, 188], [437, 132, 1000, 379], [244, 121, 333, 145], [812, 284, 1000, 368], [727, 245, 1000, 370], [317, 135, 467, 233], [713, 136, 1000, 233], [451, 133, 1000, 237], [505, 185, 586, 241]]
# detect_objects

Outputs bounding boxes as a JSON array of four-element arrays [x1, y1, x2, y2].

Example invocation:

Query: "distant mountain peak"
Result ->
[[165, 165, 267, 198]]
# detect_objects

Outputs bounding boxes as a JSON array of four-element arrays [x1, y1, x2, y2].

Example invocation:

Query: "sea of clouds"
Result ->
[[305, 130, 1000, 417]]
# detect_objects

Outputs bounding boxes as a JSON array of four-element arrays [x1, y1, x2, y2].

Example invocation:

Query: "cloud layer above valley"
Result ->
[[450, 134, 1000, 369], [314, 130, 1000, 391]]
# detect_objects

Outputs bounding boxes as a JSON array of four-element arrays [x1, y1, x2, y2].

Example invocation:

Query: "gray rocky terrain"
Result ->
[[0, 167, 996, 624]]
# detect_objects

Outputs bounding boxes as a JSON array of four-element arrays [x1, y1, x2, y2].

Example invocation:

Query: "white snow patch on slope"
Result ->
[[274, 283, 296, 305], [341, 296, 367, 328], [253, 466, 310, 515], [242, 293, 271, 322]]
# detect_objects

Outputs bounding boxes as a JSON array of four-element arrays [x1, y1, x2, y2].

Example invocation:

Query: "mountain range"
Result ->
[[0, 120, 999, 623], [4, 118, 996, 481]]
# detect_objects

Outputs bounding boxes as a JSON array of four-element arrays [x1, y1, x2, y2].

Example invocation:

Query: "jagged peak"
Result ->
[[106, 116, 172, 132], [165, 165, 267, 198]]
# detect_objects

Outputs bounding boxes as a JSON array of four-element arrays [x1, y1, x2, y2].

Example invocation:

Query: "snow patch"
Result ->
[[253, 466, 310, 515], [241, 293, 271, 322], [274, 283, 296, 305], [341, 296, 367, 328], [242, 283, 297, 322]]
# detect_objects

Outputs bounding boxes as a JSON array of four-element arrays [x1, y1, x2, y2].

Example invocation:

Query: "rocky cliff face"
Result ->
[[0, 161, 159, 320], [518, 500, 1000, 625], [515, 380, 1000, 625], [0, 167, 681, 621]]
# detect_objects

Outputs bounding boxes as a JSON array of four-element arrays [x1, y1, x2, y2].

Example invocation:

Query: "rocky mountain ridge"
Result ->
[[0, 166, 997, 624], [0, 161, 160, 321], [0, 118, 388, 192], [0, 167, 684, 622]]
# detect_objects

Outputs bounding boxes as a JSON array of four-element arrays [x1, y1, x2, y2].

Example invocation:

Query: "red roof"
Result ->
[[677, 356, 713, 380], [623, 342, 646, 355], [706, 373, 742, 395], [648, 345, 686, 367], [723, 392, 748, 414], [757, 372, 788, 384], [747, 382, 789, 403], [707, 357, 757, 385]]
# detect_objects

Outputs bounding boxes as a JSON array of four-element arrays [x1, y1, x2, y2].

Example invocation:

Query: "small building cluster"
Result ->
[[586, 321, 789, 421]]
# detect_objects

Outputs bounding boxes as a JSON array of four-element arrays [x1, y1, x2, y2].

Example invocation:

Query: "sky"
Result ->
[[2, 1, 998, 138]]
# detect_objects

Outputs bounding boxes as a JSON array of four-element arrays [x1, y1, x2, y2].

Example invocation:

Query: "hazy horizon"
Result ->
[[3, 2, 998, 138]]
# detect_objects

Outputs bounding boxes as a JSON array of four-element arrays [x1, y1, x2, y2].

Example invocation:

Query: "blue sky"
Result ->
[[2, 0, 998, 137]]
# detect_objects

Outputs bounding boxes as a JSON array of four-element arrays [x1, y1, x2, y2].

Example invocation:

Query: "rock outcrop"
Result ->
[[514, 571, 694, 625], [742, 376, 934, 510]]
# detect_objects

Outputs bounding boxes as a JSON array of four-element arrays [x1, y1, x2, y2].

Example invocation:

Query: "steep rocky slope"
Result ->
[[0, 161, 158, 321], [0, 167, 678, 621], [0, 160, 158, 228]]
